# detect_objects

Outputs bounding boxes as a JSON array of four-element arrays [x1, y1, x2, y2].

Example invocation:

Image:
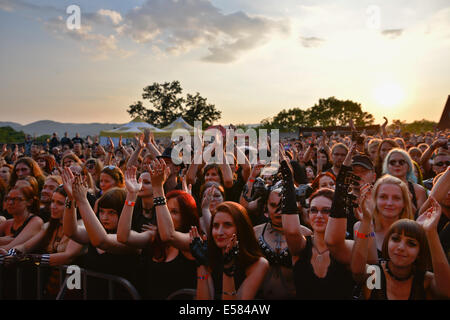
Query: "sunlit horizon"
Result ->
[[1, 0, 449, 126]]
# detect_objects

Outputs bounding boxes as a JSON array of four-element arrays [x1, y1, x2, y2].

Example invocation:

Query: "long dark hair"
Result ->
[[9, 157, 45, 191], [382, 219, 430, 273], [208, 202, 262, 272], [39, 186, 67, 252]]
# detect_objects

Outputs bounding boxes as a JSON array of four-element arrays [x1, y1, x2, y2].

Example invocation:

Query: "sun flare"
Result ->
[[373, 82, 405, 108]]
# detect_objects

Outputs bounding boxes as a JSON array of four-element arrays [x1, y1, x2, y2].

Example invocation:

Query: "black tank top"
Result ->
[[369, 262, 426, 300], [143, 250, 197, 299], [10, 215, 36, 238], [293, 236, 354, 299]]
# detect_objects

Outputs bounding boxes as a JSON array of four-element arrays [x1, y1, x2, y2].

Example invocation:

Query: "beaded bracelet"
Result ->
[[153, 196, 166, 207]]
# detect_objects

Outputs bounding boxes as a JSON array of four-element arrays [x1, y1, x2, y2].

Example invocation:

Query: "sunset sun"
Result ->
[[373, 82, 405, 108]]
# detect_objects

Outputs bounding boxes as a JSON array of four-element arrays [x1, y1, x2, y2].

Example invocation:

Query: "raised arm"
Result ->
[[279, 153, 306, 256], [61, 168, 90, 244], [351, 184, 376, 282], [150, 159, 192, 252], [324, 143, 358, 264], [72, 176, 137, 254], [127, 134, 144, 169], [117, 166, 156, 248], [418, 166, 450, 215], [417, 198, 450, 298]]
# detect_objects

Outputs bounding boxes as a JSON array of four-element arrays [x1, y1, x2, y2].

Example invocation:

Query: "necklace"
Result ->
[[385, 261, 413, 282], [312, 237, 329, 264]]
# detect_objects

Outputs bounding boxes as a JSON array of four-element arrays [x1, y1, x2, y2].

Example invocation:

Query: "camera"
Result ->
[[295, 184, 313, 208]]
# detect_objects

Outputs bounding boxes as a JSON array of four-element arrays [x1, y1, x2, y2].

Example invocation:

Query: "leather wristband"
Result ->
[[153, 196, 166, 207]]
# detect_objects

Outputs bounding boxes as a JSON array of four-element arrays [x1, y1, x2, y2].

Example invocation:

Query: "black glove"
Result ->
[[189, 237, 209, 267], [279, 160, 298, 215], [223, 241, 239, 276], [330, 165, 360, 219]]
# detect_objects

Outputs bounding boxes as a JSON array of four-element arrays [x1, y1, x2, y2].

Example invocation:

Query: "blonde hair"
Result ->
[[372, 174, 414, 231]]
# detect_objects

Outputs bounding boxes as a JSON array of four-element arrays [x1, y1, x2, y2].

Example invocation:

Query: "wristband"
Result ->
[[37, 254, 50, 266], [125, 200, 135, 207], [153, 196, 166, 207], [354, 230, 375, 239], [197, 275, 208, 280], [65, 198, 72, 209], [248, 178, 255, 183]]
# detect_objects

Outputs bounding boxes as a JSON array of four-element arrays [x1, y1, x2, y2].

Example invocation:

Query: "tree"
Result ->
[[259, 97, 375, 130], [127, 81, 221, 128], [309, 97, 375, 127]]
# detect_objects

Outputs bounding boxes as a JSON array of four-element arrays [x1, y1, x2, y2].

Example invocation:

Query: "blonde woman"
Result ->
[[354, 175, 415, 258], [382, 148, 427, 213]]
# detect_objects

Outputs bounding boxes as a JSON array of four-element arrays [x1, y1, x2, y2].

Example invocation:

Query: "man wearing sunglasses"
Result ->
[[423, 153, 450, 190]]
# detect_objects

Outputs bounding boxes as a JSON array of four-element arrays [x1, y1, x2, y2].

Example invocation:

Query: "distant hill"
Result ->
[[0, 120, 126, 138]]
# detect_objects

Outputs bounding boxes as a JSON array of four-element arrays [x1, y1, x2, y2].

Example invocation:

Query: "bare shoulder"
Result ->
[[413, 183, 426, 194], [253, 223, 265, 237], [246, 257, 269, 276]]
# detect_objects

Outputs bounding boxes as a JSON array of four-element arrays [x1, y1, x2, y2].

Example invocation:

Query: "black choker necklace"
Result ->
[[385, 262, 413, 282]]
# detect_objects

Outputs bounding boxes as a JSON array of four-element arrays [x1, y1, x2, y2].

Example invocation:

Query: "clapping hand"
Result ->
[[61, 167, 75, 200], [72, 175, 88, 203], [358, 183, 374, 221]]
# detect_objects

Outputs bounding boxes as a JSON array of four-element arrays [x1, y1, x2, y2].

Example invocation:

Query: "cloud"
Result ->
[[381, 29, 403, 39], [299, 36, 325, 48], [119, 0, 289, 63], [2, 0, 288, 63]]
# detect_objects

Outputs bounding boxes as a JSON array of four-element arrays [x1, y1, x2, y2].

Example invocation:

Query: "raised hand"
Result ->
[[107, 137, 115, 153], [148, 159, 170, 188], [359, 183, 374, 221], [416, 197, 441, 233], [72, 176, 88, 203], [125, 166, 142, 195], [189, 226, 209, 266], [201, 186, 215, 209], [223, 234, 239, 269], [61, 167, 75, 200]]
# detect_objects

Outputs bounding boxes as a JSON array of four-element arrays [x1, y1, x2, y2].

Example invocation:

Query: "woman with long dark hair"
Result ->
[[191, 201, 269, 300]]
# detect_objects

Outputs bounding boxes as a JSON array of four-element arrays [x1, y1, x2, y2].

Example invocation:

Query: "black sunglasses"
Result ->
[[388, 159, 406, 166], [434, 161, 450, 167]]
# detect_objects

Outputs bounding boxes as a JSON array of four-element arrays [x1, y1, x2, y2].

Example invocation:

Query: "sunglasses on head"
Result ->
[[104, 165, 116, 170], [388, 159, 406, 166], [434, 161, 450, 167]]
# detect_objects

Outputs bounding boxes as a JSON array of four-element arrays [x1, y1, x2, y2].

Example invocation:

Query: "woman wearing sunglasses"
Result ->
[[383, 148, 427, 215], [83, 158, 103, 193]]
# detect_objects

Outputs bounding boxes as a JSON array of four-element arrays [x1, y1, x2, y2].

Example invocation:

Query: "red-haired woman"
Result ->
[[9, 157, 45, 192], [36, 154, 57, 177]]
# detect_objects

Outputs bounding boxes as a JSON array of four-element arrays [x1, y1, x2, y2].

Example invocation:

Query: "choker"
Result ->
[[385, 262, 413, 282]]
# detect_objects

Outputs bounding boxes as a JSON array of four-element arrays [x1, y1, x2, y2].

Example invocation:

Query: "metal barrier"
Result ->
[[0, 264, 141, 300]]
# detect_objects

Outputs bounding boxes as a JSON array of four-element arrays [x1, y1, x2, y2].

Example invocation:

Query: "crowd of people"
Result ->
[[0, 122, 449, 300]]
